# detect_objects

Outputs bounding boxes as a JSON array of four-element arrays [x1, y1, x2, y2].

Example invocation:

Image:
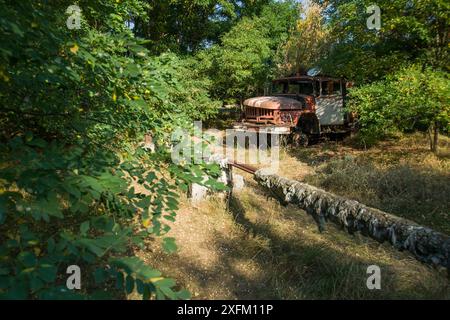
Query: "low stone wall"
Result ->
[[187, 156, 245, 203], [254, 169, 450, 271]]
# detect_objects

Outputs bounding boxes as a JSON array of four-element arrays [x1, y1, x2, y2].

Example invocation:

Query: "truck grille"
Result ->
[[244, 107, 275, 123]]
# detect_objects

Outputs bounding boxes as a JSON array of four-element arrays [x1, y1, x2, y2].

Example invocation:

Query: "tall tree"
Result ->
[[280, 0, 330, 75], [197, 1, 298, 103], [0, 0, 221, 299], [313, 0, 450, 82], [133, 0, 272, 54]]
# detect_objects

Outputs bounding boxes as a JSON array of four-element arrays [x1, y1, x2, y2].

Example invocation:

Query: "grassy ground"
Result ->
[[135, 133, 449, 299], [285, 133, 450, 235]]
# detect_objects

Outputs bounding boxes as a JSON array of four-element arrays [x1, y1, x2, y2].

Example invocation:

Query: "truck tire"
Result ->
[[291, 132, 309, 147]]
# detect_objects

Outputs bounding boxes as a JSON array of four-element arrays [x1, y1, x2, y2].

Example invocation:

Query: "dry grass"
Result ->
[[136, 187, 448, 299], [135, 133, 450, 299], [287, 133, 450, 234]]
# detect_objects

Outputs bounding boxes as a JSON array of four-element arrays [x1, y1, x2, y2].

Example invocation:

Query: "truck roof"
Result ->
[[273, 75, 344, 82]]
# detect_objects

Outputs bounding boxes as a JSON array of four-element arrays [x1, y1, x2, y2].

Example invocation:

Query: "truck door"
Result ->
[[315, 80, 345, 126]]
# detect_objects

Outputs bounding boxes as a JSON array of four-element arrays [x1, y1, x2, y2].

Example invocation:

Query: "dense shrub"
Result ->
[[0, 1, 222, 299], [348, 65, 450, 150]]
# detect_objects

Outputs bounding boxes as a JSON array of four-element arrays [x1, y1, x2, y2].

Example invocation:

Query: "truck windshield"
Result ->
[[288, 81, 314, 95], [272, 82, 285, 94]]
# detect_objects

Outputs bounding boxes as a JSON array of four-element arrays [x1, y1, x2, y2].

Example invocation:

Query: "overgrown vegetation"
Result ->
[[0, 0, 448, 300], [310, 0, 449, 151], [0, 1, 223, 299], [348, 66, 449, 151]]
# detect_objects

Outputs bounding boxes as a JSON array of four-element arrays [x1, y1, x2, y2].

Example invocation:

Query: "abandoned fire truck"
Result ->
[[233, 74, 355, 146]]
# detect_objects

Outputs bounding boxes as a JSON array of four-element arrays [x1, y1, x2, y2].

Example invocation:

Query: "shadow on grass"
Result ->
[[225, 195, 449, 299], [151, 193, 448, 300]]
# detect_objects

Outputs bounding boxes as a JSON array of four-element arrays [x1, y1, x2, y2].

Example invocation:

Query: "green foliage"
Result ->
[[300, 0, 450, 149], [281, 1, 330, 75], [198, 18, 272, 103], [348, 65, 450, 147], [133, 0, 272, 54], [0, 0, 222, 299], [153, 54, 221, 121], [197, 1, 298, 103], [314, 0, 450, 83]]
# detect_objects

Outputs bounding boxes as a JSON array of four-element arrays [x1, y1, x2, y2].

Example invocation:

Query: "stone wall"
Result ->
[[254, 169, 450, 272]]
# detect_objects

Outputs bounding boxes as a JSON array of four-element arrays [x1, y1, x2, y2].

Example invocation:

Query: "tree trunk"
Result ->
[[433, 123, 439, 154], [429, 122, 439, 154]]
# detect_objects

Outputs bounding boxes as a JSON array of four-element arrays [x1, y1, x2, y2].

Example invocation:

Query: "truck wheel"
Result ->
[[292, 132, 309, 147]]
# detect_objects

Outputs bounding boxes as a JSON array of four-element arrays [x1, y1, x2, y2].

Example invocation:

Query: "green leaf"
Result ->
[[124, 63, 140, 77], [30, 276, 45, 292], [109, 257, 140, 274], [160, 286, 177, 299], [129, 99, 148, 110], [177, 289, 191, 300], [94, 268, 108, 285], [2, 281, 28, 299], [38, 264, 57, 283], [37, 193, 63, 218], [136, 279, 145, 294], [142, 284, 152, 300], [18, 251, 37, 267], [125, 275, 135, 294], [77, 239, 105, 257], [80, 221, 90, 235], [163, 215, 176, 222], [139, 266, 161, 279], [27, 138, 47, 148], [162, 237, 177, 254], [116, 272, 124, 290], [47, 238, 55, 254], [63, 183, 81, 198], [154, 277, 176, 288]]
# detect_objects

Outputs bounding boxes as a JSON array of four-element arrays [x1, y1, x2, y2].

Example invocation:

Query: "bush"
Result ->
[[0, 1, 221, 299], [348, 65, 450, 152]]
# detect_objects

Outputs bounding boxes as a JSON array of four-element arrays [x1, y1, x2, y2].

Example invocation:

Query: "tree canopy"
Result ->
[[315, 0, 449, 82], [133, 0, 273, 54], [308, 0, 449, 150], [0, 0, 222, 299], [197, 1, 298, 103]]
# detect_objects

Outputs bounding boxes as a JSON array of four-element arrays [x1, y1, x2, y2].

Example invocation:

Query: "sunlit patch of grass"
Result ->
[[136, 186, 449, 299], [300, 134, 450, 235]]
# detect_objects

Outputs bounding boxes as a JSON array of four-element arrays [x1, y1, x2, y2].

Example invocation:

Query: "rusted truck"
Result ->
[[233, 75, 355, 146]]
